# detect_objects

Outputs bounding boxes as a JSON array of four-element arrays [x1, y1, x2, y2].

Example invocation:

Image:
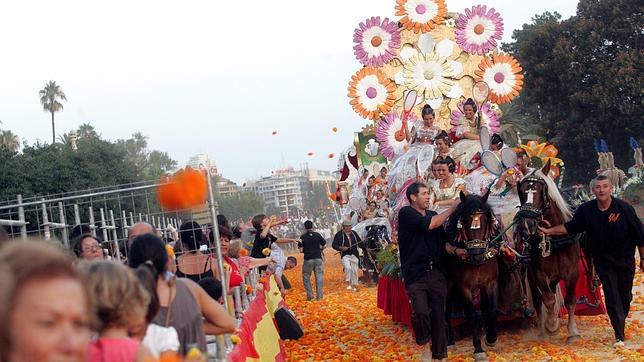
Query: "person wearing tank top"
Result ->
[[154, 279, 207, 355]]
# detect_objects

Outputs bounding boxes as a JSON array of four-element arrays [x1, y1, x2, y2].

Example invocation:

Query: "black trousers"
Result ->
[[406, 269, 448, 359], [595, 257, 635, 341]]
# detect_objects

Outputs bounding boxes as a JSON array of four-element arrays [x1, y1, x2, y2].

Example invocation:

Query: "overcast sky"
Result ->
[[0, 0, 578, 184]]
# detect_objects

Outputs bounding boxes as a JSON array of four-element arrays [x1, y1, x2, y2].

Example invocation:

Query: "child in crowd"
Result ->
[[133, 262, 180, 359], [198, 277, 224, 304], [81, 260, 154, 362]]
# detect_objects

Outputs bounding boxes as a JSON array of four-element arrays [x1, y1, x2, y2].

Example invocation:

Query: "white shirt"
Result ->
[[142, 323, 180, 358]]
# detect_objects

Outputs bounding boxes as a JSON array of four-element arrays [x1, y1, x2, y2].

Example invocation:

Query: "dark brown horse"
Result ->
[[515, 160, 581, 341], [446, 191, 499, 361]]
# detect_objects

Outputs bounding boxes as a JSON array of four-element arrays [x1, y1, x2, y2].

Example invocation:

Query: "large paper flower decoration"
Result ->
[[403, 52, 454, 99], [519, 141, 563, 166], [376, 111, 418, 160], [348, 67, 397, 120], [449, 99, 500, 134], [475, 52, 523, 104], [519, 141, 563, 178], [353, 16, 401, 67], [455, 5, 503, 55], [395, 0, 447, 34]]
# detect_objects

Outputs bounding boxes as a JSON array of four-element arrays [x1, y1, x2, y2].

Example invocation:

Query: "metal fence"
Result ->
[[0, 181, 187, 256], [0, 178, 301, 360]]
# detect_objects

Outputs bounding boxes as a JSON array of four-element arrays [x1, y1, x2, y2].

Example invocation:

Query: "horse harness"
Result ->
[[515, 173, 577, 259], [454, 209, 501, 266]]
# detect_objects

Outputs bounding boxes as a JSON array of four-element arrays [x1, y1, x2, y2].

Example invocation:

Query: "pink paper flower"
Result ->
[[353, 16, 401, 67], [376, 111, 418, 160], [455, 5, 504, 55]]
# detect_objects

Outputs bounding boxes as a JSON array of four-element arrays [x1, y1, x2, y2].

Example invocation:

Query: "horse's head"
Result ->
[[448, 191, 498, 264], [516, 160, 552, 237], [454, 191, 493, 240]]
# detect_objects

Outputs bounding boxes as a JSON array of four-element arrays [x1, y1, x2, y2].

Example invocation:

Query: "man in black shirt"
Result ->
[[298, 220, 326, 300], [541, 175, 644, 347], [398, 181, 460, 361], [332, 220, 363, 292]]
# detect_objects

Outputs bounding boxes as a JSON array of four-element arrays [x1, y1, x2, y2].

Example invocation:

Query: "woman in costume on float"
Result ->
[[428, 156, 466, 213], [388, 104, 442, 214], [465, 133, 505, 197], [434, 131, 456, 160], [451, 98, 482, 170]]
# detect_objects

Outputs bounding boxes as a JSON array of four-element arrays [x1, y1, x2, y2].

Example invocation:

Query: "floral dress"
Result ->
[[452, 116, 481, 170]]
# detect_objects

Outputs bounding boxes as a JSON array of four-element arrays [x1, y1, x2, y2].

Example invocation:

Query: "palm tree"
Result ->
[[0, 130, 20, 152], [57, 133, 71, 146], [77, 122, 99, 139], [38, 81, 67, 144], [498, 101, 543, 147]]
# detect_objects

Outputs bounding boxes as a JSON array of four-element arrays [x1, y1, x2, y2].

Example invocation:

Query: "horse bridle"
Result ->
[[517, 174, 550, 217], [455, 209, 498, 264], [515, 174, 554, 258]]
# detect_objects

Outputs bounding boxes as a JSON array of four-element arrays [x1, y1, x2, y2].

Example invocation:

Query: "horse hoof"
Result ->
[[566, 334, 581, 344], [473, 352, 489, 361], [545, 320, 560, 334]]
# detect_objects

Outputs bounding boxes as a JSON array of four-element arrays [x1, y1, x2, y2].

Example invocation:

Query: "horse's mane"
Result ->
[[527, 169, 573, 222], [446, 194, 492, 236]]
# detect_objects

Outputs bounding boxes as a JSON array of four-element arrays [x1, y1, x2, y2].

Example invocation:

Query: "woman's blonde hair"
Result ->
[[228, 239, 242, 258], [80, 260, 150, 333]]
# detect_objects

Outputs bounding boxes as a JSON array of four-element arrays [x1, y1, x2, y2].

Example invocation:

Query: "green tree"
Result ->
[[116, 132, 176, 179], [38, 81, 67, 144], [216, 191, 265, 222], [145, 150, 177, 179], [503, 2, 643, 183]]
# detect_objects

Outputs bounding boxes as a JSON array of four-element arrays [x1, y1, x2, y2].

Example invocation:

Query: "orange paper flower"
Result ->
[[475, 52, 524, 104], [348, 67, 396, 120], [239, 248, 249, 257], [395, 0, 447, 33]]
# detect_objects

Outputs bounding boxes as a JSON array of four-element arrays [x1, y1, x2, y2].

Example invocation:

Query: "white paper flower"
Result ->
[[403, 52, 454, 100]]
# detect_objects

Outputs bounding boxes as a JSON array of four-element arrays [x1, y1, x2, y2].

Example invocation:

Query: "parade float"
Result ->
[[329, 0, 606, 336]]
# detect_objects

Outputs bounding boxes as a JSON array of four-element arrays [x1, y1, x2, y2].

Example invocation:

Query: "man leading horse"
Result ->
[[540, 174, 644, 348]]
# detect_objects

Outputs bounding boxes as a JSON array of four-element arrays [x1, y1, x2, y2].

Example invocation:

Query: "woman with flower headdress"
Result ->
[[451, 98, 483, 171], [434, 131, 457, 161], [388, 104, 441, 215]]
